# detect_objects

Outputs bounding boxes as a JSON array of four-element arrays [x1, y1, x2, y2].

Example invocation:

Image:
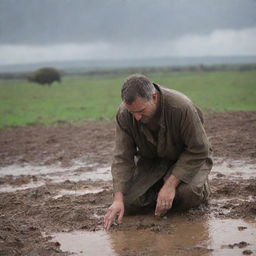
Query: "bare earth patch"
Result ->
[[0, 111, 255, 255]]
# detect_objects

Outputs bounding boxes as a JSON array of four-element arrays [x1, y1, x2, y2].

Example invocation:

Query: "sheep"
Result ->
[[27, 67, 61, 86]]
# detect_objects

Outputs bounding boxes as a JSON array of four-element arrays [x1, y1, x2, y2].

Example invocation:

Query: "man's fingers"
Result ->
[[104, 208, 111, 221], [155, 201, 163, 216], [117, 208, 124, 224], [104, 208, 112, 228], [105, 211, 116, 230], [167, 200, 173, 210], [155, 200, 172, 216], [157, 200, 168, 209], [104, 206, 124, 230], [106, 219, 112, 230], [104, 208, 115, 230], [155, 207, 166, 217]]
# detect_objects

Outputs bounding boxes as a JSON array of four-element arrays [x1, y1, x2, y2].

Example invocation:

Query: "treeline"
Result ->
[[76, 63, 256, 77], [1, 63, 256, 80]]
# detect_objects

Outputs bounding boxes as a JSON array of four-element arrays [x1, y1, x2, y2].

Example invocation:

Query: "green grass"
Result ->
[[0, 70, 255, 128]]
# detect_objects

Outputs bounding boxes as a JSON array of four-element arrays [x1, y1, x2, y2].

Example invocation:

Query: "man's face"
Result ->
[[124, 94, 158, 124]]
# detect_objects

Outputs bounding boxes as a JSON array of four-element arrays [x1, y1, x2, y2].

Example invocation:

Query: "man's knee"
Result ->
[[124, 193, 155, 215], [124, 179, 163, 215], [173, 183, 206, 211]]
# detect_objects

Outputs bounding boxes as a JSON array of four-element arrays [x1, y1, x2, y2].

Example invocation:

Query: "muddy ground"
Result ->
[[0, 111, 255, 256]]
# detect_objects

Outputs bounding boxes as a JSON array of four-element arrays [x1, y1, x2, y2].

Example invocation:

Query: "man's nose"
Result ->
[[133, 113, 142, 121]]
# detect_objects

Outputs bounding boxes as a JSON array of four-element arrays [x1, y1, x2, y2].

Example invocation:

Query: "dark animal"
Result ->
[[28, 67, 61, 86]]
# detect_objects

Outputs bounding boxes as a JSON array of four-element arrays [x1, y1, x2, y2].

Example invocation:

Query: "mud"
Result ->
[[0, 111, 255, 255]]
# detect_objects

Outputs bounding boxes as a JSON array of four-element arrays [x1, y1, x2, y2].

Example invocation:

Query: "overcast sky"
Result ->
[[0, 0, 256, 65]]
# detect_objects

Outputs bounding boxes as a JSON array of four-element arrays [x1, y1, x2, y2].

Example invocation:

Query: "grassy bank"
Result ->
[[0, 70, 255, 128]]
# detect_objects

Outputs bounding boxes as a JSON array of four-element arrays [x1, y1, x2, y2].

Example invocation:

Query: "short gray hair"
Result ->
[[121, 74, 156, 104]]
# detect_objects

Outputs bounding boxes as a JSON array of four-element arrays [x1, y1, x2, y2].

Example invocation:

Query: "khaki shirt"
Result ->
[[111, 84, 212, 195]]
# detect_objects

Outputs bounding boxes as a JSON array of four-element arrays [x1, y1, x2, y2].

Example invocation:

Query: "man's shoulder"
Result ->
[[158, 84, 204, 122], [158, 84, 193, 109]]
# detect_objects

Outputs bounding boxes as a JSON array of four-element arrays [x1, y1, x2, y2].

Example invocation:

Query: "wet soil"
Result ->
[[0, 111, 255, 255]]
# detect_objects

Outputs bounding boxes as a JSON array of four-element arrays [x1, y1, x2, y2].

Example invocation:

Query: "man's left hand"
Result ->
[[155, 184, 176, 217]]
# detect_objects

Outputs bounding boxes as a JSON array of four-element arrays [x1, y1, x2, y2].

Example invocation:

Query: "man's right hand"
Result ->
[[104, 192, 125, 230]]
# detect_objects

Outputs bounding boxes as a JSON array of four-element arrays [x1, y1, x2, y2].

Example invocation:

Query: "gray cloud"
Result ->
[[1, 27, 256, 65], [0, 0, 256, 45]]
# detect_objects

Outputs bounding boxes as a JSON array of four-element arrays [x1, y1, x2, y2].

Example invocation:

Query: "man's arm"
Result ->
[[111, 115, 136, 195], [155, 104, 211, 217], [104, 113, 136, 230], [155, 174, 180, 216], [170, 105, 211, 185]]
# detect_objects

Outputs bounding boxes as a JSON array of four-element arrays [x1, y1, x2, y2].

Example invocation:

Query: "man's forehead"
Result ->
[[124, 98, 148, 112]]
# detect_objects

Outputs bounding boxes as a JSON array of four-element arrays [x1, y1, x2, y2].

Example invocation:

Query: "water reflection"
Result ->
[[208, 219, 256, 255], [109, 215, 210, 256], [53, 230, 117, 256], [52, 217, 256, 256]]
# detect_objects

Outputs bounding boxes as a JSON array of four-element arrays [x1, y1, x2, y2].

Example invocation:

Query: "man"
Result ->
[[104, 74, 212, 230]]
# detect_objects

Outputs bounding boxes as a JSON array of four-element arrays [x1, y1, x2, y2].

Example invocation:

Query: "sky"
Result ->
[[0, 0, 256, 65]]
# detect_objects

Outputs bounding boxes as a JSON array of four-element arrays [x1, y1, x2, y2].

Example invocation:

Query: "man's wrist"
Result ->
[[164, 174, 180, 189], [114, 191, 124, 202]]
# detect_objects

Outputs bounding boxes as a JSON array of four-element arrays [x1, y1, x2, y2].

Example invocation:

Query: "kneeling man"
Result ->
[[104, 74, 213, 230]]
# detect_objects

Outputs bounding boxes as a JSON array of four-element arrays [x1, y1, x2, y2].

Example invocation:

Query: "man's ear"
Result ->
[[152, 92, 158, 103]]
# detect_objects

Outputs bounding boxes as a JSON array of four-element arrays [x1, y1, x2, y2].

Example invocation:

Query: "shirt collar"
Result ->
[[153, 83, 166, 129]]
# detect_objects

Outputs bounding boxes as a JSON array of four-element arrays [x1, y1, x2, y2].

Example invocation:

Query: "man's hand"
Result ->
[[155, 175, 180, 217], [104, 192, 124, 230]]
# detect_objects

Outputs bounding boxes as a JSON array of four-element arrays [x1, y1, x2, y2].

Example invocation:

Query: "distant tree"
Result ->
[[27, 67, 61, 86]]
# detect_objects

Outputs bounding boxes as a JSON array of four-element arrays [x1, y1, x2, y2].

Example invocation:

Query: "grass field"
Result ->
[[0, 70, 256, 128]]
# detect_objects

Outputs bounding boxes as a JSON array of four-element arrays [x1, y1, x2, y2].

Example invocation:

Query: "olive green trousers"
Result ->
[[123, 158, 211, 214]]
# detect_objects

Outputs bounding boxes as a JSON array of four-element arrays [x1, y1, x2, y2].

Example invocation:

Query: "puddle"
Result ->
[[0, 181, 45, 193], [52, 218, 256, 256], [0, 162, 111, 192], [0, 158, 254, 193], [52, 188, 105, 199], [46, 166, 111, 183], [0, 164, 67, 177], [211, 196, 255, 204], [52, 230, 116, 256], [209, 219, 256, 255], [211, 158, 256, 179], [0, 161, 108, 178]]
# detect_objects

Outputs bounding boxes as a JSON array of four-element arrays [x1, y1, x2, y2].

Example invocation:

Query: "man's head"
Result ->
[[121, 74, 159, 124]]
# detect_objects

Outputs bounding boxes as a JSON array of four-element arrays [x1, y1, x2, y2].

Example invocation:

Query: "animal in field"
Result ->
[[27, 67, 61, 86]]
